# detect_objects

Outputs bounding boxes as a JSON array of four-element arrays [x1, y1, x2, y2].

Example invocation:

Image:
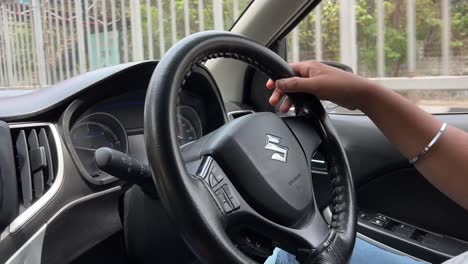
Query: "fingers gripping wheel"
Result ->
[[144, 31, 357, 264]]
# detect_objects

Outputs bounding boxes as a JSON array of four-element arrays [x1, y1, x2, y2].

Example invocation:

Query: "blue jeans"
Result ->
[[349, 238, 425, 264]]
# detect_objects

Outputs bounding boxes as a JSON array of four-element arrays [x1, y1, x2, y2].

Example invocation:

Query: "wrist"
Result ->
[[355, 79, 385, 113]]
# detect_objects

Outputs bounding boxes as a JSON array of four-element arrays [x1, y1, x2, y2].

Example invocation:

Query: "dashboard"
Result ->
[[0, 61, 229, 264]]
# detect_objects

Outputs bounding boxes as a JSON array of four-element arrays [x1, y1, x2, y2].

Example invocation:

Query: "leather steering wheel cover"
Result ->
[[304, 108, 357, 264], [144, 31, 356, 264]]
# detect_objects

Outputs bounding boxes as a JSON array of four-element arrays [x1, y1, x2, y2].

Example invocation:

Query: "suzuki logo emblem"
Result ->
[[265, 134, 288, 163]]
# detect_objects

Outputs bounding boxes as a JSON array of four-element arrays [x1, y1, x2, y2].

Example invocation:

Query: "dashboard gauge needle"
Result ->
[[75, 146, 98, 152]]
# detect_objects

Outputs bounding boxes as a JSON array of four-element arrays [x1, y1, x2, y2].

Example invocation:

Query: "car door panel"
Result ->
[[329, 114, 468, 262]]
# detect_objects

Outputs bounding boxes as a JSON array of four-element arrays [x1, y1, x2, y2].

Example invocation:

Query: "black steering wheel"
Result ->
[[144, 31, 356, 264]]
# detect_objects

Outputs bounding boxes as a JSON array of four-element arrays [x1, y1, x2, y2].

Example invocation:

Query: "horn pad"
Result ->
[[202, 112, 313, 226]]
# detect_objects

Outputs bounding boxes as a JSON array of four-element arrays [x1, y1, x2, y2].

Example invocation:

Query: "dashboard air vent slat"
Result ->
[[39, 128, 54, 186], [27, 129, 45, 199], [15, 130, 33, 208]]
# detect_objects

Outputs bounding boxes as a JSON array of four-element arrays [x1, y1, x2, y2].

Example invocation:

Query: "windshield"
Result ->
[[0, 0, 252, 92]]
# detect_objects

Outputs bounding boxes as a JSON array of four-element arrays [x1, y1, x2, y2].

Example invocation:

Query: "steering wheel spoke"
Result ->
[[181, 142, 246, 225], [227, 198, 330, 252], [283, 115, 323, 163]]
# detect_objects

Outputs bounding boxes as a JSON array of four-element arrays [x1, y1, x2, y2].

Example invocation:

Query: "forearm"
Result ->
[[359, 82, 442, 160], [359, 83, 468, 209]]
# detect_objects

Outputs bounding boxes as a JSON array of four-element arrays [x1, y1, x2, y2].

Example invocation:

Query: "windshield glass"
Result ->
[[0, 0, 252, 92]]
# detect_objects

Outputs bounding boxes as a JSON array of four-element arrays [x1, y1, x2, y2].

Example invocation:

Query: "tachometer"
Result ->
[[70, 113, 128, 177], [176, 106, 202, 146]]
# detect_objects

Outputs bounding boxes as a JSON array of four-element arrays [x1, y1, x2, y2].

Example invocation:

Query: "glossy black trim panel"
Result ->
[[329, 113, 468, 186], [329, 113, 468, 263], [329, 114, 406, 186], [42, 187, 122, 264]]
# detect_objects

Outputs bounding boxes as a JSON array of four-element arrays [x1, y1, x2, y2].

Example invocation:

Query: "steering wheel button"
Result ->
[[215, 189, 233, 213], [206, 173, 219, 188], [230, 195, 240, 210], [196, 156, 213, 179], [221, 185, 234, 199], [221, 185, 240, 210], [222, 201, 234, 213], [215, 189, 227, 202], [210, 163, 224, 181], [211, 164, 218, 174], [213, 172, 224, 182]]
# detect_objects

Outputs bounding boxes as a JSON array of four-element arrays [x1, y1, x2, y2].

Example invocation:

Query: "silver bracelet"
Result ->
[[409, 122, 447, 164]]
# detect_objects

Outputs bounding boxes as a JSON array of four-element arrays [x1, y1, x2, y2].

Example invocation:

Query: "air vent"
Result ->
[[227, 110, 254, 121], [11, 125, 57, 213]]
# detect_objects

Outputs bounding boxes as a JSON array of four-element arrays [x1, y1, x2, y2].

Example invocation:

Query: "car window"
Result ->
[[286, 0, 468, 114], [0, 0, 252, 95]]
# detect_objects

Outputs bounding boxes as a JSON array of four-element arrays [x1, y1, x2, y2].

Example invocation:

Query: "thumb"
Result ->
[[275, 77, 318, 93]]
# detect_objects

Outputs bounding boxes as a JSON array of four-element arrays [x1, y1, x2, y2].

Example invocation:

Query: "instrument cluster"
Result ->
[[70, 89, 210, 176]]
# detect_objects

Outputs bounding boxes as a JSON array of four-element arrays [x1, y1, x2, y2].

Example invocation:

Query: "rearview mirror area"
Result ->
[[321, 61, 354, 73]]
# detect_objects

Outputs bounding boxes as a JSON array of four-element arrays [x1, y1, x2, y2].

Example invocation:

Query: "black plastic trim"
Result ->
[[228, 0, 255, 30], [357, 216, 468, 263], [0, 121, 19, 230], [42, 187, 123, 264], [38, 128, 54, 185], [16, 130, 33, 208], [28, 129, 45, 199], [267, 0, 322, 47]]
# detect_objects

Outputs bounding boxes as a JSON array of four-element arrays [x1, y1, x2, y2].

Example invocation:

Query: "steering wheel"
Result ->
[[144, 31, 356, 264]]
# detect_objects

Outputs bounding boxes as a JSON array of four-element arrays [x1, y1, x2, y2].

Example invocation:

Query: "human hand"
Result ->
[[266, 60, 378, 112]]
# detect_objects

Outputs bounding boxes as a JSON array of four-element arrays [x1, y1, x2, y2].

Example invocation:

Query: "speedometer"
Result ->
[[176, 106, 202, 146], [70, 113, 128, 177]]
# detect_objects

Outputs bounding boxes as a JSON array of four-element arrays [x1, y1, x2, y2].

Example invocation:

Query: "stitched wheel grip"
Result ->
[[144, 31, 356, 264]]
